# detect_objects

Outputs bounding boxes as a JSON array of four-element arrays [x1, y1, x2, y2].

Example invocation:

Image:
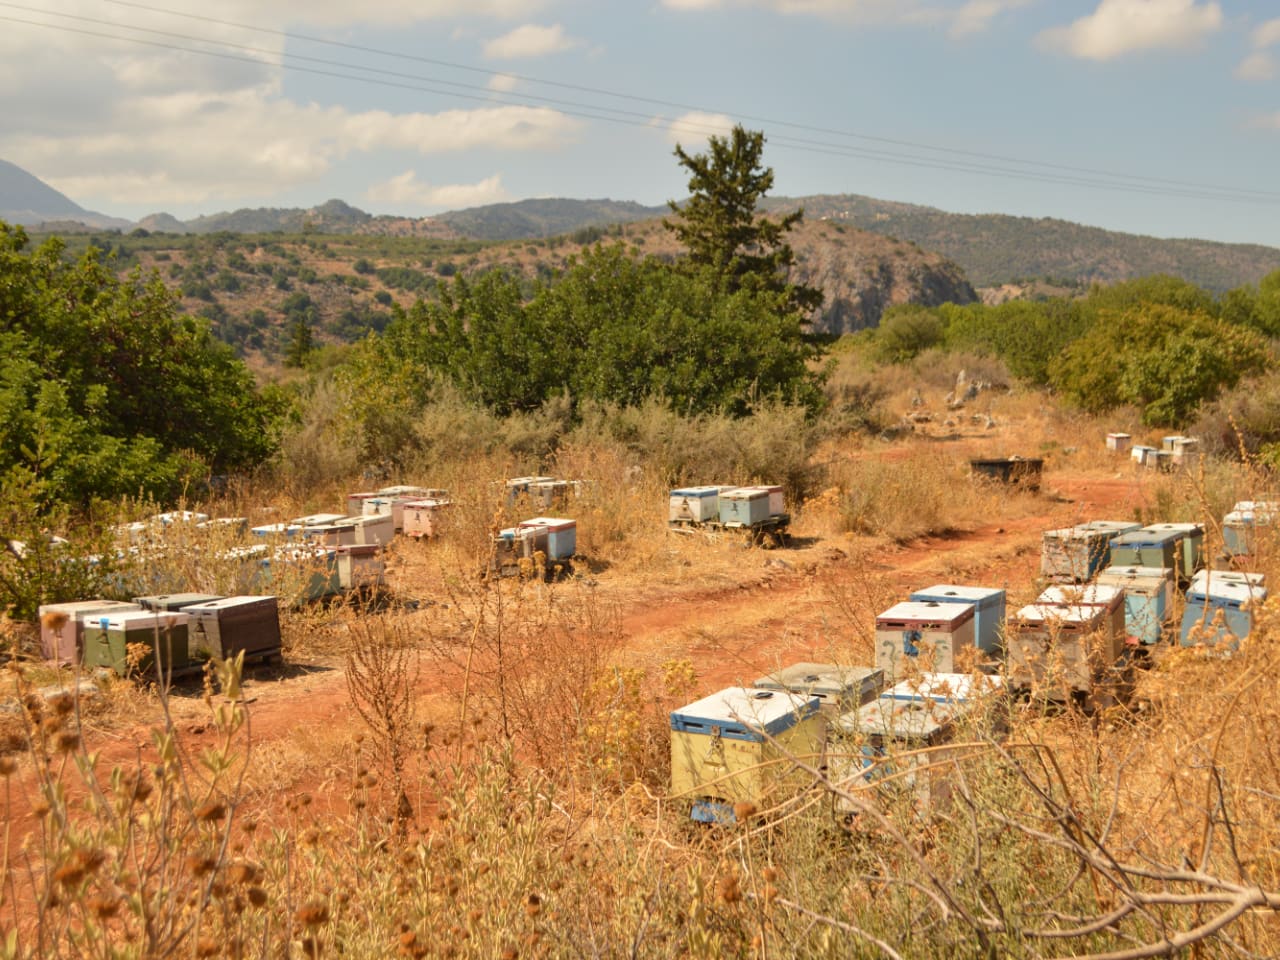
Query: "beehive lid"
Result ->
[[39, 600, 142, 620], [377, 485, 428, 497], [252, 522, 302, 536], [911, 584, 1004, 603], [1111, 529, 1183, 547], [1077, 520, 1142, 535], [337, 544, 380, 557], [879, 672, 1002, 704], [1097, 565, 1172, 582], [1043, 526, 1101, 542], [1037, 584, 1123, 607], [185, 596, 278, 614], [753, 663, 884, 700], [152, 511, 209, 524], [135, 593, 224, 610], [405, 498, 449, 509], [519, 517, 576, 530], [1231, 500, 1279, 513], [1186, 578, 1267, 605], [92, 611, 190, 630], [1107, 432, 1131, 440], [272, 545, 336, 562], [198, 517, 248, 529], [721, 487, 768, 501], [1190, 570, 1265, 589], [221, 544, 268, 561], [1146, 522, 1203, 537], [670, 486, 722, 497], [876, 601, 975, 628], [840, 698, 961, 740], [506, 476, 554, 486], [1015, 603, 1106, 627], [670, 687, 819, 741], [292, 513, 347, 527]]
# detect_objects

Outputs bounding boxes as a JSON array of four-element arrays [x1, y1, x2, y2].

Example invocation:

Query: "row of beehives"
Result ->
[[671, 665, 1004, 825], [37, 593, 283, 679], [1041, 513, 1268, 649], [1106, 432, 1199, 471], [667, 484, 788, 528]]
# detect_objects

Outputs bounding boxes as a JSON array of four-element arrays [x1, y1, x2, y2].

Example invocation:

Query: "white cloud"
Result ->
[[367, 170, 508, 209], [664, 111, 737, 146], [1235, 51, 1275, 81], [1252, 18, 1280, 49], [483, 23, 581, 59], [487, 73, 521, 92], [1036, 0, 1222, 61]]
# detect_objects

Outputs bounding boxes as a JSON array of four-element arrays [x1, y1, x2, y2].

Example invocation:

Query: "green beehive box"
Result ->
[[133, 593, 225, 612], [82, 611, 191, 677]]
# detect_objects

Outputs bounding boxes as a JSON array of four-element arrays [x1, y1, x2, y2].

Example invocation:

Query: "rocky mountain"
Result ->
[[434, 198, 665, 240], [0, 159, 131, 230], [765, 194, 1280, 294]]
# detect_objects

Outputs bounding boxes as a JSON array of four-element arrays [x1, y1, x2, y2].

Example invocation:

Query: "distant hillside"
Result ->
[[0, 158, 130, 230], [434, 198, 665, 241], [764, 194, 1280, 294]]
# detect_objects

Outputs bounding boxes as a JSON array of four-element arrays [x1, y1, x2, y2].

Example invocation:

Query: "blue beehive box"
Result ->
[[1222, 505, 1276, 557], [719, 488, 770, 527], [1180, 576, 1267, 651], [1095, 566, 1175, 646], [909, 584, 1005, 655], [1109, 529, 1183, 571]]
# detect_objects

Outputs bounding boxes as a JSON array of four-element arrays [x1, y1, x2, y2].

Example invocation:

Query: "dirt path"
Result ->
[[3, 458, 1154, 852]]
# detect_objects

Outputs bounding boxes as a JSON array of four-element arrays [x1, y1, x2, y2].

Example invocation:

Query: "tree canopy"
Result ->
[[664, 124, 822, 315], [0, 222, 286, 507]]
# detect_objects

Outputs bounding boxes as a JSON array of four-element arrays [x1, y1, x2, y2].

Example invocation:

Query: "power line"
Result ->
[[3, 5, 1277, 206], [98, 0, 1280, 203]]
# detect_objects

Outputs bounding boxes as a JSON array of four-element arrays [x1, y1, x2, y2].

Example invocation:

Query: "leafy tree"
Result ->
[[874, 305, 944, 363], [284, 319, 316, 368], [664, 124, 822, 314], [1049, 304, 1270, 426], [0, 221, 286, 505]]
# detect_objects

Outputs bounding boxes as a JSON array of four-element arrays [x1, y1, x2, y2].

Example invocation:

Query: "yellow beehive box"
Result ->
[[670, 687, 822, 817]]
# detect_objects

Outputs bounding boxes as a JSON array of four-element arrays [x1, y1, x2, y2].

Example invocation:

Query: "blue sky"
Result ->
[[1, 0, 1278, 246]]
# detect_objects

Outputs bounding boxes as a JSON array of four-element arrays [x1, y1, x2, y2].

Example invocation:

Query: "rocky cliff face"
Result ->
[[787, 220, 977, 335]]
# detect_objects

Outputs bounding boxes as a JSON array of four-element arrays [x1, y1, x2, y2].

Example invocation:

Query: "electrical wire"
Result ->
[[2, 2, 1276, 206]]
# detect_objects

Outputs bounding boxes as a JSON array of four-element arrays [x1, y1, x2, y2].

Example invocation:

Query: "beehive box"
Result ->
[[376, 485, 430, 498], [1140, 522, 1204, 579], [185, 596, 281, 661], [291, 513, 347, 528], [1130, 445, 1157, 465], [1041, 526, 1113, 582], [262, 546, 341, 604], [829, 697, 966, 812], [1108, 528, 1184, 572], [1191, 570, 1266, 589], [134, 593, 226, 613], [669, 486, 726, 524], [251, 522, 304, 540], [1181, 578, 1267, 651], [877, 672, 1004, 704], [1007, 603, 1110, 699], [344, 512, 394, 547], [874, 601, 976, 680], [744, 484, 785, 517], [38, 600, 143, 665], [82, 611, 190, 677], [1161, 435, 1190, 452], [1106, 433, 1131, 453], [1171, 437, 1199, 467], [517, 518, 576, 560], [1095, 566, 1176, 646], [345, 491, 380, 516], [670, 687, 822, 816], [529, 480, 571, 509], [153, 511, 209, 526], [719, 487, 770, 527], [1036, 583, 1126, 660], [401, 499, 450, 539], [504, 477, 555, 507], [1223, 507, 1275, 558], [299, 519, 358, 547], [753, 663, 884, 717], [362, 496, 422, 532], [337, 544, 384, 591], [1146, 450, 1174, 473], [909, 584, 1006, 655]]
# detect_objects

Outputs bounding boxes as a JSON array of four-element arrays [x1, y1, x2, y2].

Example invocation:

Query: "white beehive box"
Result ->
[[874, 601, 976, 681], [1007, 603, 1109, 700], [344, 512, 394, 547], [1036, 583, 1126, 661], [668, 486, 724, 524], [877, 672, 1004, 704], [1105, 433, 1131, 453]]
